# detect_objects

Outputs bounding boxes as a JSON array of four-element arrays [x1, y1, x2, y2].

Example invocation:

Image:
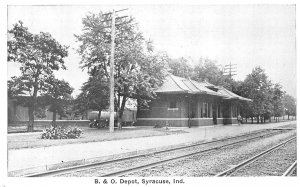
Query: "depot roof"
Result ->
[[155, 74, 252, 102]]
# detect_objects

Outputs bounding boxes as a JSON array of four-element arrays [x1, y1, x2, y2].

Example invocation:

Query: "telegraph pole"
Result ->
[[109, 10, 116, 133], [224, 62, 237, 80], [102, 8, 128, 133], [223, 62, 237, 91]]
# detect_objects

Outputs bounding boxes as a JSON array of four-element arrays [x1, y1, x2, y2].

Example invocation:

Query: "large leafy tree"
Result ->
[[167, 57, 235, 90], [240, 67, 273, 123], [7, 21, 68, 131], [192, 58, 233, 90], [75, 12, 167, 126], [80, 71, 109, 120], [271, 83, 285, 121], [43, 77, 74, 127], [73, 91, 90, 120], [282, 94, 296, 120], [168, 57, 193, 79]]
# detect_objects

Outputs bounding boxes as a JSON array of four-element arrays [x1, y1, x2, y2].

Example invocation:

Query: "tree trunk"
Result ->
[[251, 117, 253, 124], [136, 99, 140, 117], [98, 109, 102, 121], [28, 106, 34, 132], [288, 115, 290, 120], [85, 111, 88, 120], [28, 87, 38, 132], [117, 91, 121, 111], [52, 111, 57, 128], [257, 116, 259, 123], [27, 70, 40, 132], [118, 96, 127, 130]]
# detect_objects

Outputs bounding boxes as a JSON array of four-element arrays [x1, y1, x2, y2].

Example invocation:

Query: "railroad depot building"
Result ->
[[136, 75, 252, 127]]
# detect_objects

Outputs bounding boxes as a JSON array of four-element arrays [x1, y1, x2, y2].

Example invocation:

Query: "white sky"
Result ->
[[7, 5, 296, 97]]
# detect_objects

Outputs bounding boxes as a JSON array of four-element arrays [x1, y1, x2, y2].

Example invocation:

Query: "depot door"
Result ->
[[212, 104, 217, 125], [188, 97, 196, 127]]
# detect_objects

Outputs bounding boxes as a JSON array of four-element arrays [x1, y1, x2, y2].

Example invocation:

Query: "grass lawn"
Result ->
[[8, 126, 188, 150]]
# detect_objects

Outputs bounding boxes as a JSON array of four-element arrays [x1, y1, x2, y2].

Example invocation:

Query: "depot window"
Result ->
[[169, 101, 177, 108], [203, 102, 208, 118], [208, 103, 211, 118], [232, 104, 237, 117], [217, 104, 222, 118]]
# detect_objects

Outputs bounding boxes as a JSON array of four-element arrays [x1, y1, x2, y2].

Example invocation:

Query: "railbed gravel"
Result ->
[[55, 130, 294, 177], [291, 168, 297, 176], [55, 130, 279, 177], [276, 123, 296, 129], [123, 130, 296, 177], [231, 139, 296, 176]]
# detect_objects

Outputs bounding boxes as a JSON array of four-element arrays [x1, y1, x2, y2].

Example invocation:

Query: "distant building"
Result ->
[[136, 75, 251, 127], [8, 98, 60, 122], [7, 96, 86, 123], [8, 96, 137, 126]]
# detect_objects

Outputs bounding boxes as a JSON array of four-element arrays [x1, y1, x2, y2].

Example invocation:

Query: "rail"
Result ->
[[25, 129, 291, 177], [282, 161, 297, 176], [215, 136, 296, 177]]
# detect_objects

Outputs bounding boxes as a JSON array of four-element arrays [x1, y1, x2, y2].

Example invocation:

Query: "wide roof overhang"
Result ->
[[155, 74, 252, 102]]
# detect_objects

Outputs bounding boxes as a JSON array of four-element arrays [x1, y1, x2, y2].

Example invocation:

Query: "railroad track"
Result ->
[[24, 128, 292, 177], [282, 161, 297, 176], [215, 136, 296, 177], [102, 131, 295, 177]]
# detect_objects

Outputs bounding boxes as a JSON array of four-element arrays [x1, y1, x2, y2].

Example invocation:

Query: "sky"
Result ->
[[7, 5, 297, 97]]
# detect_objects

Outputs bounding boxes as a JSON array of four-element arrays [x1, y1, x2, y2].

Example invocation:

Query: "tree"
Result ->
[[192, 58, 232, 89], [81, 71, 109, 121], [240, 67, 273, 123], [283, 94, 296, 120], [167, 57, 237, 90], [75, 12, 167, 127], [8, 21, 68, 131], [8, 77, 26, 98], [168, 57, 193, 78], [43, 77, 74, 127], [73, 91, 90, 120], [271, 83, 285, 122]]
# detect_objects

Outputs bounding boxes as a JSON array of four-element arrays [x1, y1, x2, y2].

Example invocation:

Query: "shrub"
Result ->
[[153, 124, 163, 128], [41, 126, 82, 139], [154, 122, 169, 129]]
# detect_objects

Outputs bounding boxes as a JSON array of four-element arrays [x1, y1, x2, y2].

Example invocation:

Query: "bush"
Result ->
[[153, 124, 163, 128], [41, 126, 82, 139], [154, 122, 169, 129]]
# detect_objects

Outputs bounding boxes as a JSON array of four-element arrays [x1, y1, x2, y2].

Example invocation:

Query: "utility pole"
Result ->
[[109, 10, 116, 133], [102, 8, 128, 133], [223, 62, 237, 80], [223, 62, 237, 91]]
